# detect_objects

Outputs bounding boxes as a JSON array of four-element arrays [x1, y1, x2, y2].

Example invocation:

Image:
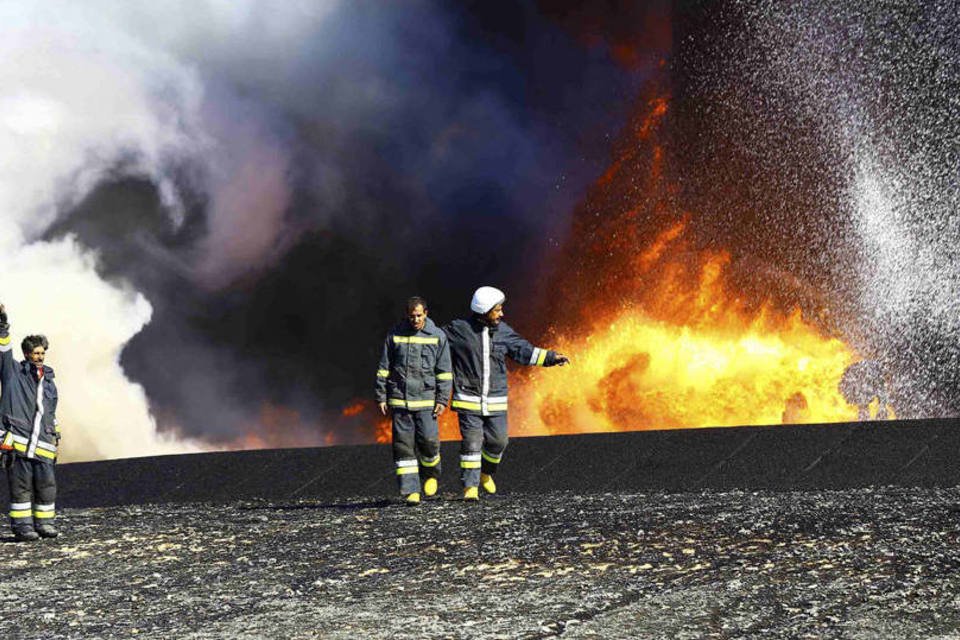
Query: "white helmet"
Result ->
[[470, 286, 505, 314]]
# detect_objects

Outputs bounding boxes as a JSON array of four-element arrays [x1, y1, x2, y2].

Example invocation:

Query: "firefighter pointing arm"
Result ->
[[375, 296, 452, 504], [0, 303, 61, 542], [444, 286, 569, 501]]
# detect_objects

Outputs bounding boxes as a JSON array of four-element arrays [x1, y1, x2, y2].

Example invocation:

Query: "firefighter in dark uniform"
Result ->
[[376, 297, 453, 504], [0, 304, 61, 541], [444, 287, 569, 501]]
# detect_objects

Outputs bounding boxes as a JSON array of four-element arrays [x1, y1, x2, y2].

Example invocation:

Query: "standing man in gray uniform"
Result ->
[[376, 296, 453, 504], [444, 287, 569, 501], [0, 304, 61, 541]]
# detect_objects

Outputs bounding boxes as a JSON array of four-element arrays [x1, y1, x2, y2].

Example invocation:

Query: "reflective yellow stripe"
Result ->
[[377, 369, 390, 378], [0, 336, 9, 346], [396, 467, 419, 475], [393, 336, 440, 345], [407, 400, 434, 409], [536, 348, 548, 366], [9, 510, 31, 519], [35, 448, 56, 460], [33, 510, 55, 519], [1, 432, 13, 449], [482, 451, 502, 464], [388, 398, 434, 410], [13, 442, 26, 453], [451, 399, 507, 412], [420, 456, 441, 468], [436, 372, 453, 381], [460, 460, 481, 469]]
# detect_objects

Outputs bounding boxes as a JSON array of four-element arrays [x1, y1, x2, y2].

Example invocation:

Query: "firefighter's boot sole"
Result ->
[[36, 524, 58, 539], [480, 473, 497, 495], [405, 493, 421, 505], [423, 478, 438, 497], [14, 529, 40, 542]]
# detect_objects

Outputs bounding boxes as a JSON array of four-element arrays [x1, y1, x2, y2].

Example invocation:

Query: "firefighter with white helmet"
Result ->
[[444, 287, 569, 500]]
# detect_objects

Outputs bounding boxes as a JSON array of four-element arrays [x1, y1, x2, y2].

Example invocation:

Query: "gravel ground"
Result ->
[[3, 487, 960, 639]]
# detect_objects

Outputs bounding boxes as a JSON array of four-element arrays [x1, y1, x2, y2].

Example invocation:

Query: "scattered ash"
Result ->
[[3, 487, 960, 639]]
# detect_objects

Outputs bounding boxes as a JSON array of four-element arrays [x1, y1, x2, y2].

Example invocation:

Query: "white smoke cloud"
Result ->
[[0, 1, 339, 459], [1, 239, 198, 460]]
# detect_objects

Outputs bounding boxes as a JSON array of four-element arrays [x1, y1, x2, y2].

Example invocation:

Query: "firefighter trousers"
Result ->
[[392, 409, 441, 495], [6, 454, 56, 534], [458, 412, 508, 488]]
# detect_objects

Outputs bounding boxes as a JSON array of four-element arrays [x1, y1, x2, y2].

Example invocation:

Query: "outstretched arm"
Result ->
[[502, 324, 570, 367], [0, 304, 13, 383], [0, 304, 12, 452]]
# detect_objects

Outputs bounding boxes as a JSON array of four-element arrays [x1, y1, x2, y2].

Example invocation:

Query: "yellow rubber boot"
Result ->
[[423, 477, 438, 497], [480, 473, 497, 495], [463, 486, 479, 501], [405, 492, 421, 505]]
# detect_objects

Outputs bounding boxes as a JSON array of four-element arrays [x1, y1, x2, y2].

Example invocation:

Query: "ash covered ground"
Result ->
[[3, 487, 960, 639]]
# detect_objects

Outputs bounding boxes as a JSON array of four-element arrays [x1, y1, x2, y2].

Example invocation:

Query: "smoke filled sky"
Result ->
[[3, 0, 959, 461], [1, 0, 666, 459]]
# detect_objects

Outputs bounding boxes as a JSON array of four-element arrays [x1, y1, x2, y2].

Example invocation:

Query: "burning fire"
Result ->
[[341, 402, 365, 417], [511, 221, 857, 435], [509, 91, 859, 435]]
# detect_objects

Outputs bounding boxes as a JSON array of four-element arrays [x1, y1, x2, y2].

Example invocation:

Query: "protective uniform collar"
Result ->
[[470, 314, 499, 332], [398, 316, 439, 335], [20, 361, 54, 379]]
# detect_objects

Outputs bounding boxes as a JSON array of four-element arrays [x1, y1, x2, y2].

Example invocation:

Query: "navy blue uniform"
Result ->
[[0, 324, 59, 535], [376, 317, 452, 495], [444, 317, 560, 487]]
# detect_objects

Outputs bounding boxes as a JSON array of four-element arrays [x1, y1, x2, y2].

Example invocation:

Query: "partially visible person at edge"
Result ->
[[375, 296, 453, 504], [0, 303, 61, 542], [444, 287, 569, 501]]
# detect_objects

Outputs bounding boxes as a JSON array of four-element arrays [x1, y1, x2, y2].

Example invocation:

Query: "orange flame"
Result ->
[[512, 90, 859, 435], [223, 400, 390, 450], [512, 235, 857, 435], [341, 402, 365, 417], [375, 417, 391, 444]]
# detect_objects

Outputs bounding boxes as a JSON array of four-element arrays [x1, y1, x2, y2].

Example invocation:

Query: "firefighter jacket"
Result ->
[[0, 325, 59, 464], [376, 316, 453, 411], [444, 316, 560, 416]]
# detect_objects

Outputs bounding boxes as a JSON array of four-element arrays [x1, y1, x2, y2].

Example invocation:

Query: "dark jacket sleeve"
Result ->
[[502, 323, 560, 367], [0, 322, 11, 448], [435, 333, 453, 405], [375, 334, 392, 403], [0, 321, 12, 386]]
